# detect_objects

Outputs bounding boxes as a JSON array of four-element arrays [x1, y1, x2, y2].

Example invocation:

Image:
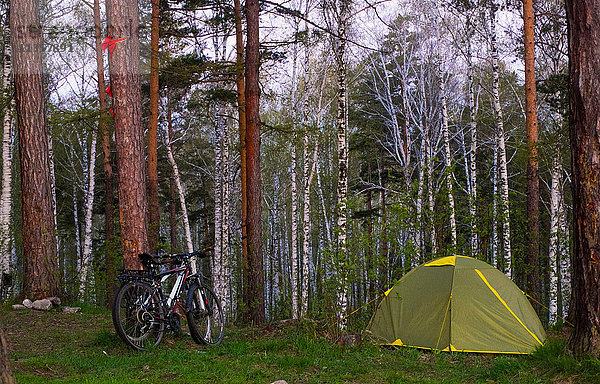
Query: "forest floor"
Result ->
[[0, 306, 599, 384]]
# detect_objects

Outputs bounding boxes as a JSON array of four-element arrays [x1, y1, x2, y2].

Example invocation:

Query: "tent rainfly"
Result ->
[[367, 255, 546, 354]]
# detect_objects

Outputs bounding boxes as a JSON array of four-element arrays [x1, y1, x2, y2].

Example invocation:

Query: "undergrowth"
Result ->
[[1, 308, 599, 383]]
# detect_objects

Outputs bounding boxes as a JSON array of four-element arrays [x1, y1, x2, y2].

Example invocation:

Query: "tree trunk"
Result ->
[[106, 0, 148, 270], [490, 5, 512, 277], [523, 0, 541, 312], [147, 0, 160, 254], [80, 130, 97, 299], [440, 77, 457, 250], [11, 0, 60, 299], [0, 327, 16, 384], [566, 0, 600, 357], [334, 0, 350, 323], [548, 154, 562, 324], [290, 141, 299, 319], [244, 0, 265, 324], [467, 36, 478, 258], [302, 138, 317, 316], [0, 17, 14, 287], [165, 97, 193, 257], [233, 0, 249, 322], [93, 0, 116, 308]]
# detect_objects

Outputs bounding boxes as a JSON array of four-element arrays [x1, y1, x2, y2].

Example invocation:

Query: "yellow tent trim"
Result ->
[[435, 293, 452, 350], [384, 287, 394, 296], [425, 256, 456, 266], [425, 255, 473, 267], [377, 342, 529, 355], [475, 269, 543, 346]]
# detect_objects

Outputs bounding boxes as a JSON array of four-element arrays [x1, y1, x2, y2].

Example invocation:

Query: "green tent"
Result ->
[[367, 255, 546, 354]]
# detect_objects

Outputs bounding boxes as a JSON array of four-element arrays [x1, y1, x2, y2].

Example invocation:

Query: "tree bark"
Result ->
[[11, 0, 60, 299], [244, 0, 265, 324], [147, 0, 160, 255], [0, 16, 14, 286], [165, 96, 193, 257], [106, 0, 148, 270], [233, 0, 249, 322], [93, 0, 116, 307], [0, 327, 16, 384], [490, 5, 512, 277], [290, 140, 299, 319], [523, 0, 541, 313], [80, 129, 97, 298], [334, 0, 350, 323], [566, 0, 600, 357]]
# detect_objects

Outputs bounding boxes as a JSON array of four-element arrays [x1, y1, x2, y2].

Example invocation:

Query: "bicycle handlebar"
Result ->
[[138, 247, 213, 265]]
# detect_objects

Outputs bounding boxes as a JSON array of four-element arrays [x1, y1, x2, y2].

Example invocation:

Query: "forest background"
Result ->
[[0, 0, 576, 347]]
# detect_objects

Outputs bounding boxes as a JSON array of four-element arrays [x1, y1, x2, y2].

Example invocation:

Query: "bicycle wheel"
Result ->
[[186, 283, 224, 345], [112, 281, 164, 350]]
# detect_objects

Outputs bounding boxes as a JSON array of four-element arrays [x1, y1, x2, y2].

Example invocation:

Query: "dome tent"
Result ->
[[367, 255, 546, 354]]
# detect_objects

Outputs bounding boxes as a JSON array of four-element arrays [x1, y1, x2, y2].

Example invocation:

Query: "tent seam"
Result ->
[[474, 269, 543, 346]]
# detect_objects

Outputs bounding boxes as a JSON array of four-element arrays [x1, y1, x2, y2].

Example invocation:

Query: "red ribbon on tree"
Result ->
[[101, 36, 126, 54]]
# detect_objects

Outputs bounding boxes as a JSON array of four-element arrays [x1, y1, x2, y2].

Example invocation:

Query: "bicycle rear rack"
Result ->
[[117, 269, 154, 283]]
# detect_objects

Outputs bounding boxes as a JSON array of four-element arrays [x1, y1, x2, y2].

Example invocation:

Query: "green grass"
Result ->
[[1, 309, 599, 383]]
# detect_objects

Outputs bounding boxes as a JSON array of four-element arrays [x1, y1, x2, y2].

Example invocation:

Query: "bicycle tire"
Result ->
[[186, 283, 224, 345], [112, 281, 164, 350]]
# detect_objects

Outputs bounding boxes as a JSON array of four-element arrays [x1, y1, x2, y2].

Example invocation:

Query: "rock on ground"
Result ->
[[11, 305, 27, 310], [31, 299, 52, 311], [62, 307, 81, 313], [47, 297, 61, 306], [270, 381, 288, 384], [22, 299, 32, 309]]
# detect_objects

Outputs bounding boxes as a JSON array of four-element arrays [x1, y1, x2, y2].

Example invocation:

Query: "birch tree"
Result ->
[[489, 3, 512, 277], [0, 12, 14, 286]]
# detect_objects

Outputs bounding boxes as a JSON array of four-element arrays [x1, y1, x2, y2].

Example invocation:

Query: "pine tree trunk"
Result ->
[[565, 0, 600, 357], [233, 0, 249, 322], [245, 0, 265, 324], [0, 19, 14, 285], [93, 0, 116, 307], [523, 0, 541, 312], [0, 327, 16, 384], [106, 0, 148, 270], [80, 130, 97, 299], [11, 0, 60, 299], [490, 5, 512, 277], [147, 0, 160, 254]]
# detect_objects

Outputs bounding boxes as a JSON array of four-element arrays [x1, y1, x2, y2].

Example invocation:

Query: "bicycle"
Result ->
[[112, 248, 224, 351]]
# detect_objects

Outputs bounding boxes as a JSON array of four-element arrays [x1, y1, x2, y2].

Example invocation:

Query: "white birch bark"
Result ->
[[467, 39, 478, 258], [558, 188, 570, 318], [165, 117, 194, 267], [73, 184, 81, 272], [490, 6, 512, 277], [335, 18, 349, 322], [290, 141, 299, 319], [213, 103, 223, 303], [79, 129, 97, 298], [435, 3, 456, 250], [548, 154, 561, 323], [439, 78, 457, 249], [0, 23, 14, 282], [301, 138, 318, 317]]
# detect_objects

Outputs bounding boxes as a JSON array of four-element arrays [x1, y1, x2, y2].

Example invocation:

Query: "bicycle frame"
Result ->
[[142, 260, 207, 318]]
